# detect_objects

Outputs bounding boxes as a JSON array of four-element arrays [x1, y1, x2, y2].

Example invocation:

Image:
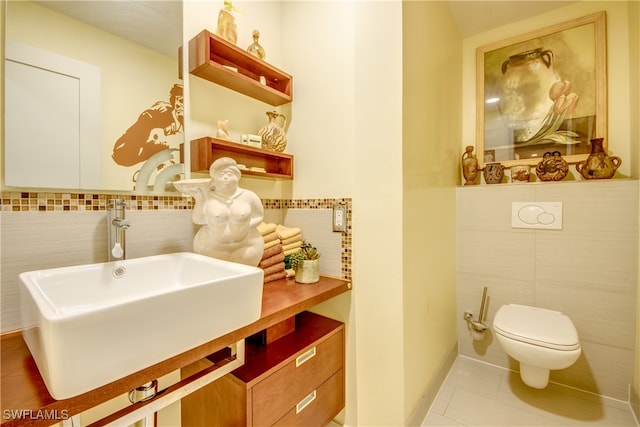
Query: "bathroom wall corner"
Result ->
[[631, 383, 639, 425], [405, 342, 458, 427]]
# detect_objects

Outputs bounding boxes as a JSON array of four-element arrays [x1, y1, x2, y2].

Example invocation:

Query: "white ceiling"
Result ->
[[33, 1, 182, 58], [446, 1, 577, 38], [33, 1, 577, 57]]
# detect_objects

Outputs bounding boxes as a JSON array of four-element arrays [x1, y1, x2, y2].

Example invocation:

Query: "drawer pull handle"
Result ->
[[296, 390, 317, 414], [296, 346, 316, 367]]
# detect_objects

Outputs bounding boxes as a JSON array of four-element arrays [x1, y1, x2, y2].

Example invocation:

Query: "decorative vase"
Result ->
[[258, 111, 287, 152], [461, 146, 479, 185], [246, 29, 266, 60], [295, 259, 319, 284], [216, 0, 238, 44], [511, 165, 531, 183], [575, 138, 622, 180], [535, 151, 568, 181], [498, 48, 560, 143], [483, 163, 505, 184]]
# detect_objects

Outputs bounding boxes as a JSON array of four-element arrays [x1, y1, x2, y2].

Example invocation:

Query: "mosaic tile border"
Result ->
[[0, 192, 353, 281], [279, 198, 352, 281], [0, 192, 193, 212]]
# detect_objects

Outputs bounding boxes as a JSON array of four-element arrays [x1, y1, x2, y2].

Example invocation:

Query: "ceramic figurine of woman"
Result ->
[[216, 0, 239, 45], [174, 158, 264, 266]]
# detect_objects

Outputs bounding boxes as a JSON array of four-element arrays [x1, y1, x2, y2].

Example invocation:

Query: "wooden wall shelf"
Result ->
[[183, 137, 293, 180], [189, 29, 293, 106]]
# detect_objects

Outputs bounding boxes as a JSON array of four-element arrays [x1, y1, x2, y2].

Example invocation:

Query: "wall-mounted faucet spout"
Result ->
[[108, 200, 131, 261], [113, 218, 132, 230]]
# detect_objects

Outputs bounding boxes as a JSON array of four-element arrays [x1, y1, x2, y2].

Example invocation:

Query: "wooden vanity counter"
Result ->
[[0, 276, 351, 427]]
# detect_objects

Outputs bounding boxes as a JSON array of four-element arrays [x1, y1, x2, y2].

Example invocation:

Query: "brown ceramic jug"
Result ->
[[575, 138, 621, 180], [461, 146, 479, 185]]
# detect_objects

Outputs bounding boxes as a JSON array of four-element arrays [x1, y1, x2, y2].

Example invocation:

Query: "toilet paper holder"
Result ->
[[464, 286, 488, 340]]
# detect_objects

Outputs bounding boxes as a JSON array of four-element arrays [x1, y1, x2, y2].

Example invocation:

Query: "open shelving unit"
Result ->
[[188, 29, 292, 106], [185, 30, 294, 180], [182, 137, 293, 180]]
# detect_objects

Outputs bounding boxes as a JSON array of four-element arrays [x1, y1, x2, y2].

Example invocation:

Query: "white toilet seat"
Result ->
[[493, 304, 580, 351]]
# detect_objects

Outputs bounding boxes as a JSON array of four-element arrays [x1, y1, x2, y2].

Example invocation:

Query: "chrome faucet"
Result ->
[[108, 200, 131, 261], [112, 218, 131, 230]]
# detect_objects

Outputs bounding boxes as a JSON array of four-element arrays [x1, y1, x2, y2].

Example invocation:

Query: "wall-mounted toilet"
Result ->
[[493, 304, 581, 389]]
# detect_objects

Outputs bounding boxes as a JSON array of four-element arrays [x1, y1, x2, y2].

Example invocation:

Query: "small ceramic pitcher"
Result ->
[[461, 146, 479, 185], [258, 111, 287, 152], [483, 163, 505, 184], [575, 138, 622, 180]]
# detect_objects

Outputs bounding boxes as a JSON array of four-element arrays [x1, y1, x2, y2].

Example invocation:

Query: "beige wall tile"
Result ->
[[536, 283, 636, 350], [1, 211, 107, 332], [1, 202, 349, 333], [550, 340, 635, 400], [125, 210, 195, 259], [282, 208, 343, 278], [457, 180, 639, 400]]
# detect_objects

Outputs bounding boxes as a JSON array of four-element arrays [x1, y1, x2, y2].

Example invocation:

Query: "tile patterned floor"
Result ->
[[421, 356, 639, 427]]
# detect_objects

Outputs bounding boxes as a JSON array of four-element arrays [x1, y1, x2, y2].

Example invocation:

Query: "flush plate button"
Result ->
[[512, 202, 562, 230]]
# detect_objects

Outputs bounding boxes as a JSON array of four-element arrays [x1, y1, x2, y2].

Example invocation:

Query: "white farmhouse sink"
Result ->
[[19, 252, 263, 400]]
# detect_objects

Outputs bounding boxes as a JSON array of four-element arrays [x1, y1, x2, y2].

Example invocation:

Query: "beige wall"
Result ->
[[630, 0, 640, 420], [402, 1, 460, 424], [1, 0, 4, 183], [183, 1, 286, 199], [457, 180, 638, 400], [2, 0, 638, 425], [288, 1, 460, 424], [461, 1, 638, 179], [458, 0, 639, 404]]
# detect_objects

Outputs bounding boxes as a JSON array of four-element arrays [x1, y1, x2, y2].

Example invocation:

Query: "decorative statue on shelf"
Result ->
[[216, 0, 239, 45], [216, 119, 230, 140], [461, 145, 479, 185], [173, 157, 265, 266], [246, 30, 266, 60], [258, 111, 288, 152]]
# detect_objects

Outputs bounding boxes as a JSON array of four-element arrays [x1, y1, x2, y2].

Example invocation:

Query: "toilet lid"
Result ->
[[493, 304, 580, 351]]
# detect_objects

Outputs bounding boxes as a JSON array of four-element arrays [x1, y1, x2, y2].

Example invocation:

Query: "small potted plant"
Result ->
[[288, 241, 320, 284]]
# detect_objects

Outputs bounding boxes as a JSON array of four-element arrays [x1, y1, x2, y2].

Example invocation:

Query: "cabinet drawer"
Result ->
[[251, 329, 343, 426], [273, 369, 344, 427]]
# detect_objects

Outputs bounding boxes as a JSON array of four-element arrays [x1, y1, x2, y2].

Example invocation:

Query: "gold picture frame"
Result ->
[[476, 11, 607, 169]]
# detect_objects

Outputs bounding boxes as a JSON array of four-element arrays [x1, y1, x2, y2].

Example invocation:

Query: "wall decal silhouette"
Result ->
[[112, 83, 184, 167]]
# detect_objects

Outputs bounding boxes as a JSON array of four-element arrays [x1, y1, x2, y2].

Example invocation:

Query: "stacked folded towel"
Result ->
[[258, 223, 286, 283], [258, 222, 280, 250], [276, 225, 303, 256]]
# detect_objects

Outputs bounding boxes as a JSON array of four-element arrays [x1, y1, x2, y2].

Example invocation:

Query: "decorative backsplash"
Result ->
[[0, 192, 353, 280], [0, 192, 193, 211]]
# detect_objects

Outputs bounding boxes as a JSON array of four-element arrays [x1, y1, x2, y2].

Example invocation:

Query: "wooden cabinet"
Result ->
[[181, 312, 345, 426], [183, 137, 293, 179], [189, 29, 292, 106]]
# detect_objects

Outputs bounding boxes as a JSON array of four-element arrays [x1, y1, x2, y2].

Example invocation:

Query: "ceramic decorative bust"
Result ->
[[174, 157, 264, 266]]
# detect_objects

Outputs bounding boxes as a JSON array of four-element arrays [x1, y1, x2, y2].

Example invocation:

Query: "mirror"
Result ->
[[4, 0, 184, 194]]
